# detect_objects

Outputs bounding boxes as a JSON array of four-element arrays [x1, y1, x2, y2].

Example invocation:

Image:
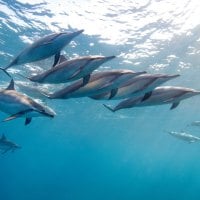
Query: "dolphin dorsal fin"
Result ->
[[1, 134, 6, 141], [6, 79, 15, 90], [58, 55, 68, 64]]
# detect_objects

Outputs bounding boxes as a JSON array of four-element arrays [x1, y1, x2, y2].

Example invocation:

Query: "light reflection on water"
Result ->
[[0, 0, 200, 76]]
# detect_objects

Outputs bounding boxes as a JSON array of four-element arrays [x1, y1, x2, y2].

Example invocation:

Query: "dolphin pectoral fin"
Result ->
[[3, 114, 21, 122], [103, 104, 115, 112], [25, 117, 32, 125], [52, 52, 60, 67], [2, 109, 33, 123], [141, 91, 152, 102], [170, 102, 180, 110], [82, 74, 91, 86], [58, 55, 67, 64], [109, 88, 118, 99]]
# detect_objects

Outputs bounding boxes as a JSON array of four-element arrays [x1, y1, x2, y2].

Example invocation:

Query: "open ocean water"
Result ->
[[1, 0, 200, 199]]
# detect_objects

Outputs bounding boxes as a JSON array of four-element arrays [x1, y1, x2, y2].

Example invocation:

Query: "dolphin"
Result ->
[[167, 131, 200, 143], [190, 121, 200, 127], [0, 134, 21, 154], [43, 69, 146, 99], [90, 73, 180, 100], [0, 79, 56, 125], [104, 86, 200, 112], [4, 29, 84, 70], [21, 55, 116, 85]]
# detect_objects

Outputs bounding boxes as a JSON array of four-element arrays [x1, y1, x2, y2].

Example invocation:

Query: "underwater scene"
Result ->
[[1, 0, 200, 199]]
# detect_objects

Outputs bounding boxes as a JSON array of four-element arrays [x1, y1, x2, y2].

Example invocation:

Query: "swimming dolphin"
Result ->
[[90, 73, 180, 100], [21, 55, 116, 85], [190, 121, 200, 127], [0, 134, 21, 154], [0, 79, 56, 125], [43, 69, 146, 99], [104, 86, 200, 112], [4, 30, 84, 70], [167, 131, 200, 143]]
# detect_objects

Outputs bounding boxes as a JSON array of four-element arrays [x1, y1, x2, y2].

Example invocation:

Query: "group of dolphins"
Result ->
[[1, 29, 200, 153]]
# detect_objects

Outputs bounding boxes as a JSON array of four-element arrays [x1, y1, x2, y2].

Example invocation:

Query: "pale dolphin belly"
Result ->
[[0, 91, 44, 117]]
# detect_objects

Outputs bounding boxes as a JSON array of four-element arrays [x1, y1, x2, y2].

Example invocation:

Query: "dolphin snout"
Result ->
[[136, 71, 147, 75], [46, 110, 56, 118], [72, 29, 84, 37], [106, 55, 116, 60], [194, 91, 200, 95], [48, 114, 55, 118], [168, 74, 180, 79], [43, 112, 55, 118], [41, 107, 56, 118]]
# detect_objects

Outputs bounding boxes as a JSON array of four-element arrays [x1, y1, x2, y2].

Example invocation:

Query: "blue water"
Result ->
[[1, 0, 200, 199]]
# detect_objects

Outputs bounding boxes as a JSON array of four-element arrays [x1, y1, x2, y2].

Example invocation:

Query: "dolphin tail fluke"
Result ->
[[0, 67, 12, 78], [103, 104, 115, 112]]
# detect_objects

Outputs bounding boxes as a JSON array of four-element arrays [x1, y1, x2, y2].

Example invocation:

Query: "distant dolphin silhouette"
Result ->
[[104, 86, 200, 112], [167, 131, 200, 143], [43, 69, 146, 99], [0, 79, 56, 125], [4, 29, 84, 70], [90, 73, 180, 100], [21, 55, 116, 85], [0, 134, 21, 154]]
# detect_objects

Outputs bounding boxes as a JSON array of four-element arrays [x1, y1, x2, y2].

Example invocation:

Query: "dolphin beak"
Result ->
[[71, 29, 84, 37], [168, 74, 180, 79], [135, 71, 147, 76], [105, 55, 116, 60], [194, 91, 200, 95], [46, 111, 56, 118], [42, 112, 55, 118], [39, 107, 56, 118]]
